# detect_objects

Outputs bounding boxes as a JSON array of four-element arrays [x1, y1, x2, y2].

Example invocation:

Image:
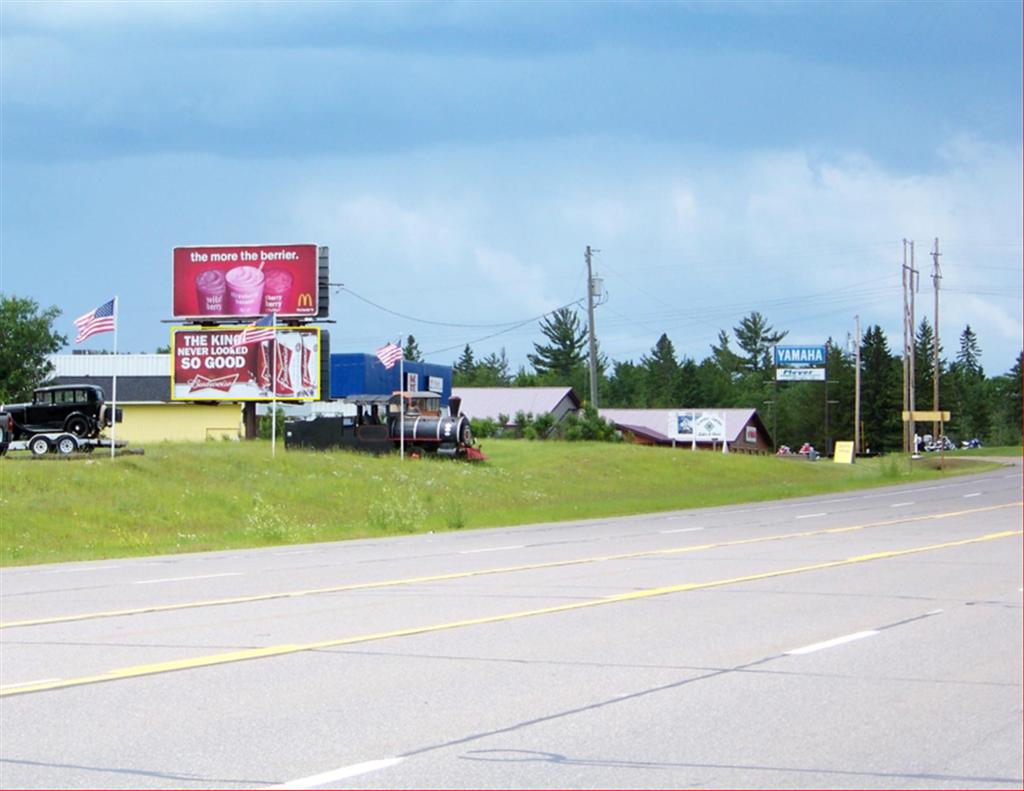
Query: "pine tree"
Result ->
[[452, 344, 476, 386], [403, 335, 423, 362], [860, 324, 902, 452], [641, 334, 681, 407], [475, 348, 511, 386], [604, 360, 646, 407], [913, 317, 944, 410], [527, 307, 587, 383], [709, 329, 743, 380], [733, 311, 787, 372], [955, 324, 984, 378], [950, 325, 988, 440]]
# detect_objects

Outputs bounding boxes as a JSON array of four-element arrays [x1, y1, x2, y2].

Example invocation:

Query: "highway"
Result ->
[[1, 463, 1021, 789]]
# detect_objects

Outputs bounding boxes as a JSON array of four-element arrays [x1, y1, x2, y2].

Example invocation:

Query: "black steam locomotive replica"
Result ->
[[284, 391, 484, 460]]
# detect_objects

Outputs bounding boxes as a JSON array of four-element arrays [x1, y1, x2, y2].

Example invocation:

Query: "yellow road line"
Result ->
[[3, 501, 1020, 630], [2, 528, 1019, 698]]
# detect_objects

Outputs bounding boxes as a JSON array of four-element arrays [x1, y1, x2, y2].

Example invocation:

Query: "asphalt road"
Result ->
[[1, 463, 1021, 789]]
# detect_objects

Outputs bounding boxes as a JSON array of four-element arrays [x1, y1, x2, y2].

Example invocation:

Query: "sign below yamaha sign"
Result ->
[[776, 367, 826, 382]]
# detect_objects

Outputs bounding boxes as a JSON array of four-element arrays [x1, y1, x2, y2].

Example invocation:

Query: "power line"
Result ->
[[423, 299, 585, 357]]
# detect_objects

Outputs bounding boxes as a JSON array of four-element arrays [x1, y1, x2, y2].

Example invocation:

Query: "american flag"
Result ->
[[376, 341, 403, 370], [74, 298, 116, 344], [238, 312, 276, 345]]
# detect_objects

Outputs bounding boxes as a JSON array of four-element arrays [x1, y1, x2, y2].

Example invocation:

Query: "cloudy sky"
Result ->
[[2, 1, 1021, 375]]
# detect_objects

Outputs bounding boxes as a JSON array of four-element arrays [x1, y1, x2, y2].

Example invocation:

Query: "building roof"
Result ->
[[50, 375, 170, 403], [451, 387, 581, 423], [49, 353, 170, 377], [599, 408, 764, 444]]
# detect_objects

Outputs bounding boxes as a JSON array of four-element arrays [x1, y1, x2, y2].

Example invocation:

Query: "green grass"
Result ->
[[0, 440, 1007, 566], [947, 444, 1021, 457]]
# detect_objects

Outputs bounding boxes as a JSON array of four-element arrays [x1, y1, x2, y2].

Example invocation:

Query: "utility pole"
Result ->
[[585, 245, 600, 408], [854, 314, 861, 455], [931, 237, 942, 440], [902, 240, 919, 453]]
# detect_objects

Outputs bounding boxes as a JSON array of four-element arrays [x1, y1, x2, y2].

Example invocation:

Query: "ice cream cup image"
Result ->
[[262, 268, 294, 313], [225, 265, 266, 315], [194, 269, 226, 315]]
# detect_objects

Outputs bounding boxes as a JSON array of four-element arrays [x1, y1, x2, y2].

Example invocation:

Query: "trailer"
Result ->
[[1, 431, 126, 457]]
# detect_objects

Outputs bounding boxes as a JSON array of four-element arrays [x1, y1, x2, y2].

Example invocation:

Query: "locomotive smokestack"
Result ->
[[448, 396, 462, 417]]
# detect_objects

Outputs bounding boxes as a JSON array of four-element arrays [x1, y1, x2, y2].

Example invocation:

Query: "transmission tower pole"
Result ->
[[902, 240, 919, 453], [931, 237, 942, 440], [854, 314, 861, 456], [902, 240, 910, 453], [585, 245, 600, 408], [909, 239, 917, 448]]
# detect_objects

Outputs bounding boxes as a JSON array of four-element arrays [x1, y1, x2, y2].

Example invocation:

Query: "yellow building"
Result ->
[[49, 354, 242, 443]]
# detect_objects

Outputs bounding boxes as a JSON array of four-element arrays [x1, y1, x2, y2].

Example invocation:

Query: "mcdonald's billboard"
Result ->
[[172, 244, 320, 319]]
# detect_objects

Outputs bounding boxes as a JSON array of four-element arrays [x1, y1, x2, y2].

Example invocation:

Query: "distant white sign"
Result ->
[[668, 410, 726, 442], [776, 367, 826, 382], [427, 376, 444, 394]]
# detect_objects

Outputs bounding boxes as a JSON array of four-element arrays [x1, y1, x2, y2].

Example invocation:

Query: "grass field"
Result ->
[[0, 439, 1009, 566]]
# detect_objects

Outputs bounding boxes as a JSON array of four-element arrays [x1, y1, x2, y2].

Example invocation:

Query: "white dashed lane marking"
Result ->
[[785, 630, 879, 655], [133, 573, 243, 585]]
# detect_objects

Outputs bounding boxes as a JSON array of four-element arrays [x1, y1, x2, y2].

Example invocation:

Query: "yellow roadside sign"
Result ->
[[902, 411, 951, 422], [833, 440, 855, 464]]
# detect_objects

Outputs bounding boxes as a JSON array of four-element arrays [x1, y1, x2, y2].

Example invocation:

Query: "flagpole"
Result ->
[[110, 296, 118, 460], [399, 348, 405, 460], [271, 319, 277, 459]]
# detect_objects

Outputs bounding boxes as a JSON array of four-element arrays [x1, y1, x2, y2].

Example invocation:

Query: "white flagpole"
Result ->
[[110, 296, 118, 460], [399, 346, 405, 460], [271, 319, 277, 458]]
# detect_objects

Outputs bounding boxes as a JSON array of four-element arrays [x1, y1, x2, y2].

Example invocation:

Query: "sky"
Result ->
[[2, 0, 1021, 377]]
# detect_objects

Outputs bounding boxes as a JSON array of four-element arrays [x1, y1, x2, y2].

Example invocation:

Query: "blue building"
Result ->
[[328, 353, 452, 406]]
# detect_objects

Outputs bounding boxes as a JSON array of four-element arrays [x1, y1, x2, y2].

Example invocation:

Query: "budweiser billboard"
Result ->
[[171, 326, 321, 401], [172, 244, 319, 319]]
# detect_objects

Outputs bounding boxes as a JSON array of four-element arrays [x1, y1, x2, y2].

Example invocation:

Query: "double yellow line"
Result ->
[[3, 502, 1018, 631], [2, 503, 1020, 697]]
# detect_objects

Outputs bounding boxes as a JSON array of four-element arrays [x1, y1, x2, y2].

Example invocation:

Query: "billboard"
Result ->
[[775, 344, 827, 382], [171, 326, 321, 401], [173, 244, 319, 319], [668, 410, 725, 442], [776, 367, 826, 381]]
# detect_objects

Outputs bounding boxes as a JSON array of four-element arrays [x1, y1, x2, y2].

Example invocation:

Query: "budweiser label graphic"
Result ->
[[257, 342, 271, 391], [275, 343, 294, 396], [301, 338, 314, 389]]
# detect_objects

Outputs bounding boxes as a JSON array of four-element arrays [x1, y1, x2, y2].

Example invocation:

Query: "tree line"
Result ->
[[409, 307, 1021, 452], [4, 294, 1019, 452]]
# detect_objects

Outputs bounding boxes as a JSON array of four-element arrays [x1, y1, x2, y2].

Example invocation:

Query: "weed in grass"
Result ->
[[112, 525, 150, 549], [444, 500, 467, 530], [880, 457, 902, 480], [368, 490, 426, 534], [245, 493, 305, 544]]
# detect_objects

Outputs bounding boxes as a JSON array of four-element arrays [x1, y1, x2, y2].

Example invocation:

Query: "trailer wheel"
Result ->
[[55, 435, 78, 455], [29, 436, 51, 456]]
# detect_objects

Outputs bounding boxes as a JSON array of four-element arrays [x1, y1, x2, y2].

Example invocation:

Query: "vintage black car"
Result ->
[[0, 412, 11, 455], [1, 384, 120, 440]]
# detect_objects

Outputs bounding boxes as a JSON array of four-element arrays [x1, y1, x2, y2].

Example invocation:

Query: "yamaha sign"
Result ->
[[775, 344, 827, 382]]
